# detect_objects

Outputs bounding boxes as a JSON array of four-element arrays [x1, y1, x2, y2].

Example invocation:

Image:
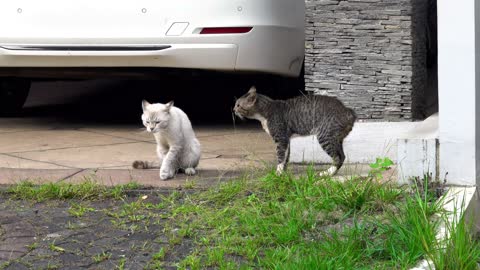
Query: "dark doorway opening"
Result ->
[[412, 0, 438, 120]]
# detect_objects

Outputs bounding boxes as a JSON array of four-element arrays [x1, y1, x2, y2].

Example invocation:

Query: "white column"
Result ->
[[438, 0, 479, 185], [477, 0, 480, 186]]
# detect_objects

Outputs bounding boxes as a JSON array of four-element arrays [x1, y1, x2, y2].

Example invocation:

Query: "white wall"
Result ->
[[476, 0, 480, 186], [438, 0, 478, 185], [290, 114, 438, 164]]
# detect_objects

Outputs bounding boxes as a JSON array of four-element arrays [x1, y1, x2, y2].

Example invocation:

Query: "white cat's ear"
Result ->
[[248, 86, 257, 94], [142, 100, 150, 111], [165, 101, 174, 111]]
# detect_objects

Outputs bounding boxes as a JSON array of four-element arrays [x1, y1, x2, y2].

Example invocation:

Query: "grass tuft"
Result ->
[[4, 180, 141, 201]]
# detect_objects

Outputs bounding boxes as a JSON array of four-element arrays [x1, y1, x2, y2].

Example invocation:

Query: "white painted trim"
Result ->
[[290, 114, 438, 164]]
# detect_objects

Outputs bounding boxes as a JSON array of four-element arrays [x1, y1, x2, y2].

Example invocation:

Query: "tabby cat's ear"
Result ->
[[142, 100, 150, 111], [246, 87, 257, 104], [165, 101, 174, 112]]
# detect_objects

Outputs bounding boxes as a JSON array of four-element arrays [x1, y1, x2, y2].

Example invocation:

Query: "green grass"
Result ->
[[430, 215, 480, 270], [92, 251, 112, 263], [149, 166, 451, 269], [116, 258, 127, 270], [424, 193, 480, 270], [68, 202, 95, 217], [48, 241, 65, 253], [4, 180, 140, 201], [3, 162, 479, 269]]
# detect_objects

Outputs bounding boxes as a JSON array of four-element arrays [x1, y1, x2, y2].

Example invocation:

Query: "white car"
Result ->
[[0, 0, 305, 114]]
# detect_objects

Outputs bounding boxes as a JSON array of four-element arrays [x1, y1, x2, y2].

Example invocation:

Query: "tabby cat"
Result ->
[[234, 86, 356, 176]]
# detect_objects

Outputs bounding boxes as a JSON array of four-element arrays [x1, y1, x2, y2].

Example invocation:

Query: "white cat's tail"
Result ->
[[132, 160, 159, 169]]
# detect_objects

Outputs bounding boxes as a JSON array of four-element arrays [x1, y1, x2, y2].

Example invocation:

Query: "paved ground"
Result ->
[[0, 117, 276, 188], [0, 190, 209, 269]]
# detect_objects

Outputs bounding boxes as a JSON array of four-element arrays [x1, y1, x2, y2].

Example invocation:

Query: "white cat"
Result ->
[[132, 100, 201, 180]]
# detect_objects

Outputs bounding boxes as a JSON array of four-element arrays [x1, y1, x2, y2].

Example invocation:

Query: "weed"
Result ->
[[411, 173, 447, 201], [26, 242, 38, 251], [46, 262, 59, 270], [425, 194, 480, 270], [178, 252, 201, 270], [93, 251, 111, 263], [183, 179, 197, 189], [49, 242, 65, 253], [369, 157, 394, 179], [431, 216, 480, 270], [152, 247, 166, 261], [68, 202, 95, 217], [116, 258, 126, 270]]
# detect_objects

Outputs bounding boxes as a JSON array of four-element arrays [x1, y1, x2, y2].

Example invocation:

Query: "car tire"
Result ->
[[0, 78, 31, 116]]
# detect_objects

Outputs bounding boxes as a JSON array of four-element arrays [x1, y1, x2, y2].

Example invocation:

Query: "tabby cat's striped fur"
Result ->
[[234, 86, 356, 176]]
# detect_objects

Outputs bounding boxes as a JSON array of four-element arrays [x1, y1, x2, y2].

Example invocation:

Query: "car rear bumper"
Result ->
[[0, 0, 305, 77], [0, 26, 303, 77], [0, 43, 239, 71]]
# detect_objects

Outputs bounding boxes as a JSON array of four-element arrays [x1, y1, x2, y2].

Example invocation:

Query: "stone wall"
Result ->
[[305, 0, 430, 121]]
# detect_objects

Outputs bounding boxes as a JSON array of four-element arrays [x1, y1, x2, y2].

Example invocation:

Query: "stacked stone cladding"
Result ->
[[305, 0, 428, 120]]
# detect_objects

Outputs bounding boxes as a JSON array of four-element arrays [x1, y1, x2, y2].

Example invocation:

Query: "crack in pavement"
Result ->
[[2, 141, 145, 155], [79, 129, 156, 144], [56, 169, 87, 182], [0, 153, 77, 169]]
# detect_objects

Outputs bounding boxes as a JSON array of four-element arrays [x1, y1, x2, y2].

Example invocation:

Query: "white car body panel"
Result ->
[[0, 0, 305, 77]]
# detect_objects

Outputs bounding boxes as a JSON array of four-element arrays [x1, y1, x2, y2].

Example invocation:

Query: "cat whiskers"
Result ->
[[135, 128, 150, 135], [231, 107, 237, 132]]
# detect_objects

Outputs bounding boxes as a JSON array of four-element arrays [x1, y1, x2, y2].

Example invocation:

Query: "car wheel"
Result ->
[[0, 79, 31, 116]]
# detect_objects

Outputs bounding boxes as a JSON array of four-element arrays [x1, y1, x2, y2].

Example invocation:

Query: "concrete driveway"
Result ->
[[0, 117, 276, 188], [0, 79, 278, 188]]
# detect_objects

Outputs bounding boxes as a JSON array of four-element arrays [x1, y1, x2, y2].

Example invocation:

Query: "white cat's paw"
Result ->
[[276, 164, 285, 176], [160, 168, 175, 180], [184, 168, 196, 176], [319, 166, 338, 177]]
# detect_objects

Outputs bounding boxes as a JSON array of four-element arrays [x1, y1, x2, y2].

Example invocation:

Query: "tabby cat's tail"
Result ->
[[348, 107, 357, 122], [132, 160, 159, 169], [341, 107, 357, 140]]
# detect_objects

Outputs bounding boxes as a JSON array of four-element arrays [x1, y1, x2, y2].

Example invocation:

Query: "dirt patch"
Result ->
[[0, 192, 187, 270]]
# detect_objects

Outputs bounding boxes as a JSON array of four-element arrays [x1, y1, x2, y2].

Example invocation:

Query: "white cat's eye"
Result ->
[[146, 120, 160, 124]]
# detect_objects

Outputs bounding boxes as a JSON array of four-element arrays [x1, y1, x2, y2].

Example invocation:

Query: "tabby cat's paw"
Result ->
[[160, 168, 175, 180], [318, 166, 338, 177], [276, 164, 285, 176], [184, 168, 196, 176]]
